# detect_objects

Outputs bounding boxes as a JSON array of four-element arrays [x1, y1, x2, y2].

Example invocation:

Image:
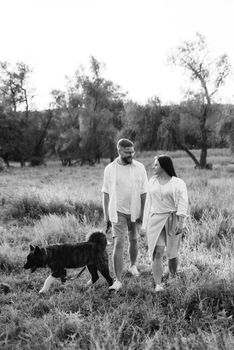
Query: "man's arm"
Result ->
[[103, 192, 110, 223], [136, 192, 146, 224]]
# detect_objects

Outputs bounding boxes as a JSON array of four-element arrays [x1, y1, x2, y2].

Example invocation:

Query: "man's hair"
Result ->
[[117, 138, 134, 150]]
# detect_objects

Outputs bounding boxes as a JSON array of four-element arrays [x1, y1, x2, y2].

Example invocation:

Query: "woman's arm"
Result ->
[[175, 179, 188, 234], [176, 179, 189, 217]]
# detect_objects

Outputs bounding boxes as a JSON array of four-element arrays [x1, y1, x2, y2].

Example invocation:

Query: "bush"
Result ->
[[55, 311, 84, 341], [0, 243, 24, 273], [32, 213, 90, 245], [31, 300, 51, 318], [185, 279, 234, 320], [9, 194, 103, 225], [0, 157, 6, 171], [190, 203, 220, 221]]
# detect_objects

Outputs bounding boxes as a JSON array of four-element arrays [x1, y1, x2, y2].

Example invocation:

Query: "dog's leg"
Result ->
[[86, 265, 99, 286], [39, 275, 57, 294], [97, 259, 113, 286], [98, 267, 113, 286], [59, 269, 67, 283]]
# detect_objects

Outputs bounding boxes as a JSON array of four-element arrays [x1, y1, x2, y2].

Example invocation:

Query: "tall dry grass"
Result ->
[[0, 149, 233, 349]]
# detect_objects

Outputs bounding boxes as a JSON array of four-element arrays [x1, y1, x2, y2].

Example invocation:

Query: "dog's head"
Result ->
[[24, 245, 44, 273]]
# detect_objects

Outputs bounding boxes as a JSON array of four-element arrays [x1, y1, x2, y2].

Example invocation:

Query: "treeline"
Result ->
[[1, 34, 234, 169]]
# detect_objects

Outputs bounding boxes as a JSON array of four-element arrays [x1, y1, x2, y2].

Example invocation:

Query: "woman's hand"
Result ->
[[175, 222, 184, 235], [175, 226, 183, 235]]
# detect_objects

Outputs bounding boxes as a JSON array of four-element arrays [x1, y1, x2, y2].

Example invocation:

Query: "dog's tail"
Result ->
[[87, 231, 107, 251]]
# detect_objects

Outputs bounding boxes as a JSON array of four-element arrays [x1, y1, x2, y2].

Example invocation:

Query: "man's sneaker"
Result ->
[[129, 265, 140, 276], [109, 280, 122, 291], [155, 284, 164, 292]]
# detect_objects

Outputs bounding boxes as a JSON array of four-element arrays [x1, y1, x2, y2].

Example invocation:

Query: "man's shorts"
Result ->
[[112, 212, 140, 241]]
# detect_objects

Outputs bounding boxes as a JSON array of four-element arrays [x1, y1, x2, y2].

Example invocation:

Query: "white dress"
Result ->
[[145, 176, 188, 260]]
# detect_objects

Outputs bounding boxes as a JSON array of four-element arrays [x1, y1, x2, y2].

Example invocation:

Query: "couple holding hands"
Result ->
[[102, 138, 188, 292]]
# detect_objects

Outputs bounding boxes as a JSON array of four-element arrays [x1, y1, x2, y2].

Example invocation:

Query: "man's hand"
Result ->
[[105, 220, 112, 234], [136, 217, 142, 225], [175, 225, 184, 235]]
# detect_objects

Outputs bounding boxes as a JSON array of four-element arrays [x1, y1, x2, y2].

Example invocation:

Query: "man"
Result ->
[[102, 138, 148, 291]]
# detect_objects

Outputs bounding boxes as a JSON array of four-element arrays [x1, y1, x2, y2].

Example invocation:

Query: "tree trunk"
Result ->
[[179, 143, 200, 168], [199, 107, 208, 168], [22, 87, 29, 118], [30, 110, 53, 165], [200, 144, 207, 168], [170, 126, 200, 168], [3, 155, 9, 167]]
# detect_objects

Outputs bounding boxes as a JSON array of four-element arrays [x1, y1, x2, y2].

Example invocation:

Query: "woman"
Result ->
[[142, 155, 188, 292]]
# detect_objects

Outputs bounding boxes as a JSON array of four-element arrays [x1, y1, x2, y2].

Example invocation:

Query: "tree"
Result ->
[[47, 89, 81, 165], [30, 110, 54, 166], [120, 97, 170, 151], [0, 107, 54, 167], [0, 60, 53, 167], [219, 106, 234, 153], [168, 33, 231, 168], [67, 56, 125, 164], [0, 108, 21, 166], [47, 57, 125, 166], [0, 61, 33, 115], [158, 109, 201, 167]]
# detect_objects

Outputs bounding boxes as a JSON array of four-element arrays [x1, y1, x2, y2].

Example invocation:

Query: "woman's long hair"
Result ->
[[157, 155, 177, 177]]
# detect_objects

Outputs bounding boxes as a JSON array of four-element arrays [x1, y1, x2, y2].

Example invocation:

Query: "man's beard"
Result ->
[[122, 156, 133, 164]]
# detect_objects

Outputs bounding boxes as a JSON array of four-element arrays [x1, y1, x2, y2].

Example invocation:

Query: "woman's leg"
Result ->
[[166, 214, 181, 277], [168, 257, 178, 276], [152, 245, 165, 285], [152, 227, 166, 286]]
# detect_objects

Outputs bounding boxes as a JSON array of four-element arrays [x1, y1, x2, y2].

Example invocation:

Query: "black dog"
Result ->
[[24, 232, 113, 294]]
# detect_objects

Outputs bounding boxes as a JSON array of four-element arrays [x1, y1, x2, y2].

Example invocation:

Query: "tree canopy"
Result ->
[[0, 42, 232, 168]]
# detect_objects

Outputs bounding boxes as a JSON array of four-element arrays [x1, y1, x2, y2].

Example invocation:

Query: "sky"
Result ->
[[1, 0, 234, 110]]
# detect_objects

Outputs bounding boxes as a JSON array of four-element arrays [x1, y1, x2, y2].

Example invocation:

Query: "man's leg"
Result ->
[[112, 235, 124, 281], [128, 222, 138, 266], [112, 213, 127, 281], [129, 238, 138, 266]]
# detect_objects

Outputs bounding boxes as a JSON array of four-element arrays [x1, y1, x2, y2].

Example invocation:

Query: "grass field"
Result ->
[[0, 149, 234, 349]]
